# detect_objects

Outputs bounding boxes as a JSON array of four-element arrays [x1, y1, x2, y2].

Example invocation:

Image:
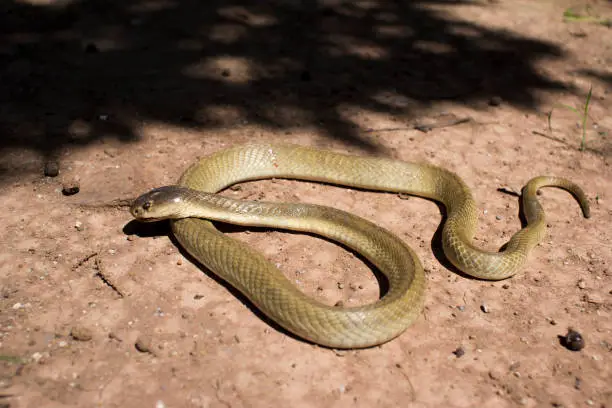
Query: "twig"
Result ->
[[365, 114, 473, 134], [94, 257, 125, 298], [72, 252, 98, 270], [413, 115, 472, 133], [74, 197, 135, 209], [497, 186, 521, 197]]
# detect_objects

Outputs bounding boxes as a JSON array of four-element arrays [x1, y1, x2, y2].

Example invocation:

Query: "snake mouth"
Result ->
[[135, 216, 168, 223]]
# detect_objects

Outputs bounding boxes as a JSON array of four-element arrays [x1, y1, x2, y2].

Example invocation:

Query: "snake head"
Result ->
[[130, 185, 190, 222]]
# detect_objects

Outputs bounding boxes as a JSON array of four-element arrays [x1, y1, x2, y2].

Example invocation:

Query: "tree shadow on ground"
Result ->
[[0, 0, 572, 181]]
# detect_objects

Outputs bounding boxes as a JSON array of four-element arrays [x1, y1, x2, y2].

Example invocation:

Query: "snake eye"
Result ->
[[142, 201, 152, 211]]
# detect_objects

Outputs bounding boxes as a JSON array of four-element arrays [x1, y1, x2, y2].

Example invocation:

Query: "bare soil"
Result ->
[[1, 0, 611, 407]]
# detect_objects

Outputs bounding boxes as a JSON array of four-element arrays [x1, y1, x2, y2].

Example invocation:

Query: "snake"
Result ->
[[130, 143, 590, 348]]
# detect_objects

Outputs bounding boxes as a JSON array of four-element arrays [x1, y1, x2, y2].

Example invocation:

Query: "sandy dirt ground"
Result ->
[[1, 0, 611, 407]]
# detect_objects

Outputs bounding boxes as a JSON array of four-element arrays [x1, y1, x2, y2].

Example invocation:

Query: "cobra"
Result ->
[[130, 144, 590, 348]]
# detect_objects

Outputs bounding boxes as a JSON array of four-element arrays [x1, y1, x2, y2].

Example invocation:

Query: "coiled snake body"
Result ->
[[130, 143, 590, 348]]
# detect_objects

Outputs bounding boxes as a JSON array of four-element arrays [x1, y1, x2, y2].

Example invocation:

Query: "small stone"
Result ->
[[69, 120, 91, 140], [74, 221, 84, 231], [562, 329, 585, 351], [489, 96, 503, 106], [193, 294, 204, 300], [488, 370, 502, 380], [62, 180, 80, 196], [12, 302, 23, 310], [334, 300, 344, 307], [495, 215, 502, 220], [502, 283, 510, 289], [480, 304, 490, 313], [135, 336, 152, 353], [31, 352, 44, 363], [337, 282, 344, 289], [44, 161, 60, 177], [452, 346, 465, 357], [108, 332, 122, 342], [577, 279, 586, 289], [70, 326, 93, 341], [574, 377, 581, 390], [176, 259, 182, 266], [456, 305, 465, 311]]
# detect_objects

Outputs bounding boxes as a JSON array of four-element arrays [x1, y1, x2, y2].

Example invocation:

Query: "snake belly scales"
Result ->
[[130, 143, 590, 349]]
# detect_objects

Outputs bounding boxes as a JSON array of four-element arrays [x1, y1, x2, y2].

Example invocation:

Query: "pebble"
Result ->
[[337, 282, 344, 289], [452, 346, 465, 357], [62, 180, 80, 196], [495, 215, 502, 220], [44, 161, 60, 177], [31, 352, 44, 363], [489, 96, 503, 106], [108, 332, 122, 342], [70, 326, 93, 341], [135, 336, 152, 353], [480, 304, 490, 313], [577, 279, 587, 289], [563, 329, 585, 351], [74, 221, 84, 231]]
